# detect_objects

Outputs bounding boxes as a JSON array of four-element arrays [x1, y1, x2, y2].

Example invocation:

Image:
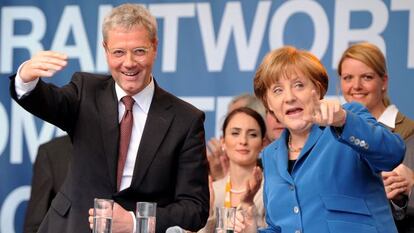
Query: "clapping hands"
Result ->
[[234, 167, 262, 233]]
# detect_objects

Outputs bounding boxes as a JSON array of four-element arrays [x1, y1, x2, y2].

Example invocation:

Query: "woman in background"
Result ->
[[200, 107, 266, 232], [338, 42, 414, 232]]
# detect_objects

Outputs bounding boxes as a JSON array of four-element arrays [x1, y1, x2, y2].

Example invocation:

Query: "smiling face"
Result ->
[[222, 112, 264, 167], [266, 71, 318, 134], [340, 58, 387, 117], [104, 25, 157, 96]]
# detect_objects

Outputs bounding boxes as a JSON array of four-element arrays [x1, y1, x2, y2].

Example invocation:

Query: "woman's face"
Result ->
[[266, 71, 318, 134], [340, 58, 387, 112], [222, 112, 263, 167]]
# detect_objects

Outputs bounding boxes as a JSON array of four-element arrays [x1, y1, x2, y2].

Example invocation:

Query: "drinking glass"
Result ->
[[215, 207, 236, 233], [136, 202, 157, 233], [93, 198, 114, 233]]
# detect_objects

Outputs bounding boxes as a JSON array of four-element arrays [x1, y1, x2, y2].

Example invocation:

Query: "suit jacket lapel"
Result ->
[[275, 131, 294, 182], [394, 111, 404, 134], [131, 84, 174, 187], [279, 125, 323, 177], [297, 124, 323, 162], [96, 78, 119, 190]]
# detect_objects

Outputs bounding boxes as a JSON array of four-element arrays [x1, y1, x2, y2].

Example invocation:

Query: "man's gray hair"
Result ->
[[102, 4, 158, 44]]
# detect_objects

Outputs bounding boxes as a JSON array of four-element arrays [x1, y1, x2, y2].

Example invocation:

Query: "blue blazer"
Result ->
[[260, 103, 405, 233]]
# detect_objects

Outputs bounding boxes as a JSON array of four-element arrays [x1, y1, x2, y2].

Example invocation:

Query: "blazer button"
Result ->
[[349, 136, 355, 142], [289, 185, 295, 191], [293, 206, 299, 214], [354, 138, 360, 146], [360, 140, 366, 147]]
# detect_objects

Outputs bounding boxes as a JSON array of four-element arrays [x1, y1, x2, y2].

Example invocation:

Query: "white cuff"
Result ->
[[15, 62, 39, 99], [129, 211, 136, 233]]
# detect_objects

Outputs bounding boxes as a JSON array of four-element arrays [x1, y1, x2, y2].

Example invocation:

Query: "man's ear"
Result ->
[[102, 41, 108, 51]]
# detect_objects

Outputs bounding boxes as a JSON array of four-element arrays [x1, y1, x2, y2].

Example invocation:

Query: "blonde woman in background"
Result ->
[[338, 42, 414, 232]]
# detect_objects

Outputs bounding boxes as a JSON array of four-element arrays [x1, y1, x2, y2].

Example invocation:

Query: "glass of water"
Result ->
[[93, 198, 114, 233], [215, 207, 236, 233], [136, 202, 157, 233]]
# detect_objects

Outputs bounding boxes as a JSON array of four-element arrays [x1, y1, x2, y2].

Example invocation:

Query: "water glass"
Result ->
[[93, 198, 114, 233], [136, 202, 157, 233], [215, 207, 236, 233]]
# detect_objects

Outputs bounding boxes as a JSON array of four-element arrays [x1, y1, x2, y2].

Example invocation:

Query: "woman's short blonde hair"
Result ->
[[254, 46, 329, 109]]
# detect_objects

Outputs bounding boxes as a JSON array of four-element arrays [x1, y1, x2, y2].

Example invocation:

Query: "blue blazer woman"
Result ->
[[260, 103, 405, 233]]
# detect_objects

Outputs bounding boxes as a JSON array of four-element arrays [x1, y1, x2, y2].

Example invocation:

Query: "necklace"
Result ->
[[230, 188, 246, 194], [288, 134, 302, 153]]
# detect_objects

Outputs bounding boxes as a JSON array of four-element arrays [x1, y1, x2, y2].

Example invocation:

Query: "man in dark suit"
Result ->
[[10, 3, 209, 233], [24, 135, 72, 233]]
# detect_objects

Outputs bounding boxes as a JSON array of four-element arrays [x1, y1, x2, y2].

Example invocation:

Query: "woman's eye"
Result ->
[[272, 87, 282, 95], [341, 75, 351, 81], [231, 132, 240, 136], [294, 82, 304, 88], [362, 75, 374, 81]]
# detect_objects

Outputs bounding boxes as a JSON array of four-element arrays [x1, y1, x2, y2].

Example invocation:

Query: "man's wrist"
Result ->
[[15, 62, 39, 98]]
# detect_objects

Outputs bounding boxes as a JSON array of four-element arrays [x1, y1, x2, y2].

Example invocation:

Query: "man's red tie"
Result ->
[[117, 96, 135, 191]]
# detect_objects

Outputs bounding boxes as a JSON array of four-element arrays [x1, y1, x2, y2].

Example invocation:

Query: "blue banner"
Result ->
[[1, 0, 413, 232]]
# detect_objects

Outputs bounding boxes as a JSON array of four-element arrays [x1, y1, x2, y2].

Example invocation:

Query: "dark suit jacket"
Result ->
[[23, 135, 73, 233], [392, 113, 414, 233], [401, 135, 414, 233], [10, 72, 209, 233]]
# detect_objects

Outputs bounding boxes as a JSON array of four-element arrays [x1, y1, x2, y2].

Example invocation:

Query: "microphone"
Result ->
[[165, 226, 185, 233]]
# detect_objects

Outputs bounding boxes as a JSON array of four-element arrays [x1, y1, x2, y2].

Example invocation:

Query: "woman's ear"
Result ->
[[315, 84, 323, 100], [220, 137, 226, 152], [382, 74, 388, 92]]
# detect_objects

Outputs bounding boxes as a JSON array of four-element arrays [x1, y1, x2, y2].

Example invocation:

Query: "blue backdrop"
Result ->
[[1, 0, 413, 232]]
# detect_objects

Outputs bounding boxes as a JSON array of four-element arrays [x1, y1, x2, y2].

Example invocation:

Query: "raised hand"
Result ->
[[20, 51, 68, 82], [241, 167, 262, 205], [234, 167, 262, 233], [208, 176, 215, 217], [206, 137, 229, 180], [303, 90, 346, 127]]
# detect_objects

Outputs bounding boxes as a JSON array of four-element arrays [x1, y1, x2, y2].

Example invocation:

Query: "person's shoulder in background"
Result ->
[[395, 112, 414, 140], [23, 135, 73, 233]]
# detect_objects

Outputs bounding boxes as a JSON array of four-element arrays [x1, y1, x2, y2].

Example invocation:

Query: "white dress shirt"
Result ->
[[115, 79, 154, 191], [378, 104, 399, 129]]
